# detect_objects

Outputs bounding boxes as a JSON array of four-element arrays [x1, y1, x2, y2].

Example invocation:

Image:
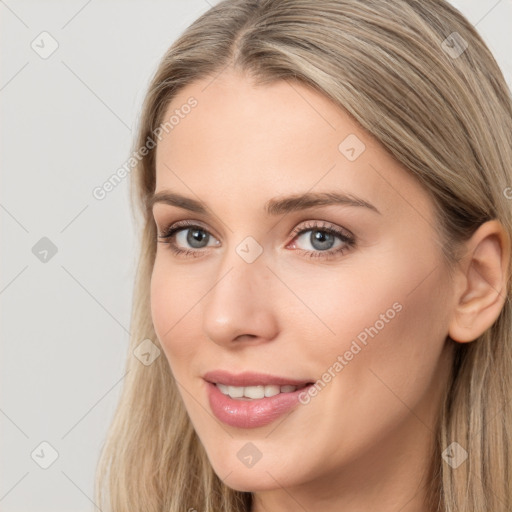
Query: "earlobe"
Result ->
[[448, 220, 510, 343]]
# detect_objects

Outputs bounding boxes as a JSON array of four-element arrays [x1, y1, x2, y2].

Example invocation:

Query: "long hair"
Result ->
[[94, 1, 512, 510]]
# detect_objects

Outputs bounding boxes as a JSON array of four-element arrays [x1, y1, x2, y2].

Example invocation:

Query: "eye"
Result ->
[[157, 220, 220, 258], [287, 220, 355, 259], [156, 219, 355, 260], [173, 226, 217, 249]]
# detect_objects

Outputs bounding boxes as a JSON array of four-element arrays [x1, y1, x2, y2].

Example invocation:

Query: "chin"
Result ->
[[208, 456, 303, 493], [220, 471, 285, 493]]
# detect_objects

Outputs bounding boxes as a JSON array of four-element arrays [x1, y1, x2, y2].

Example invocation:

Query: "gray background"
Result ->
[[1, 1, 511, 510]]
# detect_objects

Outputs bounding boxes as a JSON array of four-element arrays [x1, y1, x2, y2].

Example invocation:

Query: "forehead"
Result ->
[[153, 71, 433, 222], [156, 70, 367, 166]]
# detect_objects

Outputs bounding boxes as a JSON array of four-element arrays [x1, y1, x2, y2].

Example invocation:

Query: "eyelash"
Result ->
[[156, 219, 355, 260]]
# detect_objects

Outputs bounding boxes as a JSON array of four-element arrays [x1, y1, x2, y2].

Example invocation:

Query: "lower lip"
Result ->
[[206, 381, 311, 429]]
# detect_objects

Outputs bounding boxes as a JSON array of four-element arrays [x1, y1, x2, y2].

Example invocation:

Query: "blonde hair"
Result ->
[[94, 1, 512, 510]]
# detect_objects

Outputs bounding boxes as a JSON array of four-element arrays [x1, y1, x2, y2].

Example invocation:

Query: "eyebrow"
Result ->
[[148, 190, 381, 216]]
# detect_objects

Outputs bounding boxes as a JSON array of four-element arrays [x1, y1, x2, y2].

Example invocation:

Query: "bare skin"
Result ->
[[149, 68, 510, 512]]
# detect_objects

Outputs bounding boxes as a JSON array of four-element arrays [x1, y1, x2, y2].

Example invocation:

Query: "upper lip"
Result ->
[[203, 370, 313, 387]]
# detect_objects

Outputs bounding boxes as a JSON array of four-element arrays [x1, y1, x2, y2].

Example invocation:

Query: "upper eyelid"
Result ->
[[291, 220, 354, 238], [157, 219, 217, 238]]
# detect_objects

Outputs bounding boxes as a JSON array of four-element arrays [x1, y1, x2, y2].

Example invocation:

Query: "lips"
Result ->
[[202, 369, 313, 388], [205, 381, 314, 428], [202, 370, 315, 428]]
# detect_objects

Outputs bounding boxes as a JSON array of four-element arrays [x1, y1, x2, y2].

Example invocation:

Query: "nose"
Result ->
[[201, 249, 279, 347]]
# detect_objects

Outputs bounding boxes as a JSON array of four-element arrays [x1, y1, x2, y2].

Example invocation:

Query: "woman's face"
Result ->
[[150, 70, 456, 496]]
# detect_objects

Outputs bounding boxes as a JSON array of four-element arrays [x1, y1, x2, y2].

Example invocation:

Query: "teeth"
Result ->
[[227, 385, 244, 398], [217, 383, 229, 395], [264, 385, 281, 397], [216, 383, 299, 399], [245, 386, 265, 399]]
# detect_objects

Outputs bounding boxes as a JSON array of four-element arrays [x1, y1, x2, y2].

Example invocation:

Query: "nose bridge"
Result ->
[[201, 237, 278, 344], [211, 233, 268, 302]]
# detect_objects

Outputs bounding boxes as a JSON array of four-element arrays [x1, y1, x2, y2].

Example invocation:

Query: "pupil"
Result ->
[[311, 230, 334, 250], [188, 229, 208, 248]]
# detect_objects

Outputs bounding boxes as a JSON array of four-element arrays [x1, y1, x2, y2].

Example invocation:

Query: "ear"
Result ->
[[448, 220, 510, 343]]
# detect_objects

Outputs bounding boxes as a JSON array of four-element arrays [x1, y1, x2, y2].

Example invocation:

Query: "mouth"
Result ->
[[212, 382, 312, 400], [202, 369, 315, 401], [204, 377, 315, 429]]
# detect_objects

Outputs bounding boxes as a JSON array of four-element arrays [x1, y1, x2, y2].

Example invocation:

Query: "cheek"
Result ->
[[299, 238, 451, 394], [319, 251, 451, 417], [318, 235, 450, 349], [150, 258, 200, 363]]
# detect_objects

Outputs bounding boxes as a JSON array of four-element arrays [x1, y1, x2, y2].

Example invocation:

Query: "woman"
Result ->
[[95, 1, 512, 510]]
